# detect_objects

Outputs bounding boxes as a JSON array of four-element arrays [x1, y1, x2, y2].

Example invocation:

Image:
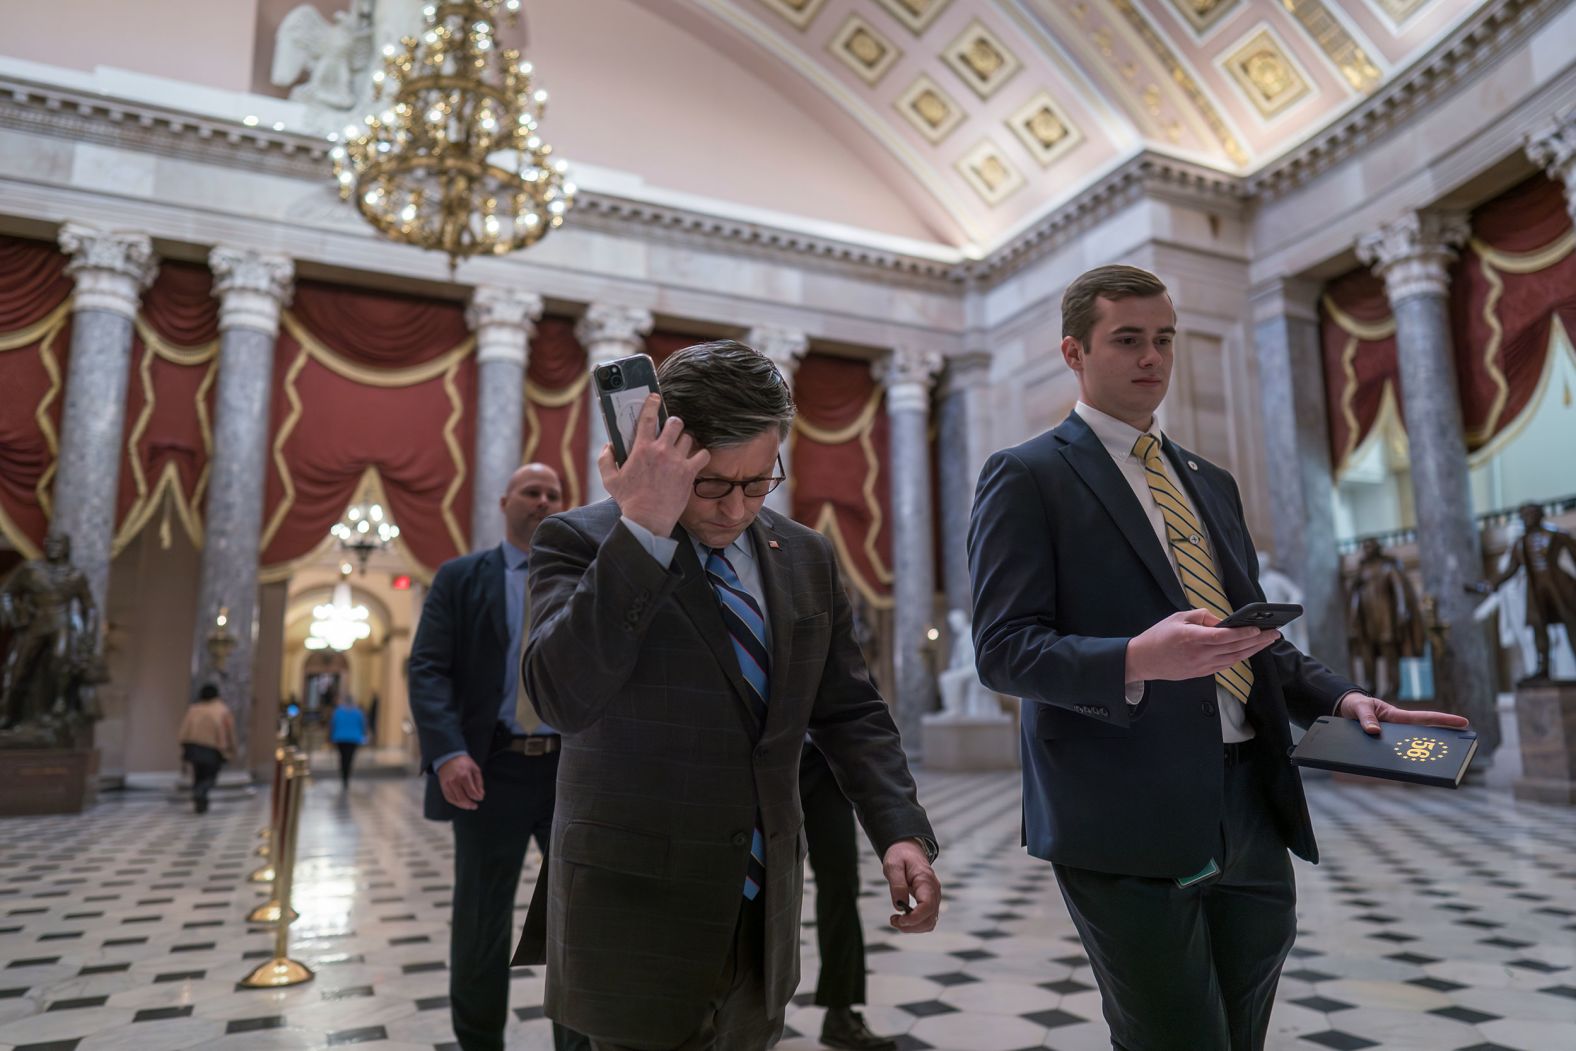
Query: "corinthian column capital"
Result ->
[[875, 346, 943, 413], [747, 326, 810, 381], [1526, 110, 1576, 219], [576, 304, 653, 363], [209, 247, 294, 334], [58, 223, 157, 319], [468, 287, 544, 366], [1356, 211, 1469, 305]]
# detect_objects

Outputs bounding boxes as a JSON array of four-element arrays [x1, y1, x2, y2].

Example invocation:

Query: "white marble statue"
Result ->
[[1256, 552, 1310, 654], [936, 609, 1007, 721], [271, 0, 427, 133], [1474, 518, 1576, 681]]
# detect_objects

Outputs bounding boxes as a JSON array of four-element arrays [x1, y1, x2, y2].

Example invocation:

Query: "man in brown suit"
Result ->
[[515, 341, 940, 1051]]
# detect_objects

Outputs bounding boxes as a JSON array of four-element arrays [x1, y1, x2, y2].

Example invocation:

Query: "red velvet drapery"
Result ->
[[1320, 267, 1401, 474], [0, 236, 73, 557], [524, 316, 589, 509], [259, 279, 476, 580], [791, 352, 893, 605], [115, 260, 219, 552], [1450, 174, 1576, 451]]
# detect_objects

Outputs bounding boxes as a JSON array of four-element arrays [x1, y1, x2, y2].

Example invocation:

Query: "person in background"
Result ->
[[177, 683, 236, 814], [330, 691, 369, 789], [409, 462, 586, 1051]]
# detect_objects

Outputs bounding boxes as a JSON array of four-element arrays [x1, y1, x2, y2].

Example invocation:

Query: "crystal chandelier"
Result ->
[[306, 581, 372, 652], [329, 0, 576, 269], [331, 495, 400, 573]]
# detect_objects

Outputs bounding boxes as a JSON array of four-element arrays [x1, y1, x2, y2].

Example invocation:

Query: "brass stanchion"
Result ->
[[248, 746, 287, 882], [246, 749, 301, 925], [241, 749, 313, 988]]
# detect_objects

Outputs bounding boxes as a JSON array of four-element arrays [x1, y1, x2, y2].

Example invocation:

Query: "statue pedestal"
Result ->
[[0, 749, 97, 816], [921, 714, 1017, 772], [1513, 680, 1576, 805]]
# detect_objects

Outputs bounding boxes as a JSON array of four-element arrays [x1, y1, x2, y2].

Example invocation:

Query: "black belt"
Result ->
[[1223, 739, 1257, 766], [502, 735, 561, 756]]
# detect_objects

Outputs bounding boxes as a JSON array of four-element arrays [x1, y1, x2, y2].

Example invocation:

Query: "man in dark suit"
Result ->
[[516, 341, 940, 1051], [967, 265, 1466, 1051], [409, 462, 585, 1051]]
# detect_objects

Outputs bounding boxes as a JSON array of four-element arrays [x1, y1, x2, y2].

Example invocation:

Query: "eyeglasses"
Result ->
[[692, 456, 786, 500]]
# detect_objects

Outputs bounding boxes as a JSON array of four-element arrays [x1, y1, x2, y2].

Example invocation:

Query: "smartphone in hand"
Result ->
[[592, 353, 667, 466], [1216, 602, 1302, 630]]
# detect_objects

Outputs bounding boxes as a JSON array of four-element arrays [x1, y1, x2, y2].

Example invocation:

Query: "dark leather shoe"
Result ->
[[820, 1007, 898, 1051]]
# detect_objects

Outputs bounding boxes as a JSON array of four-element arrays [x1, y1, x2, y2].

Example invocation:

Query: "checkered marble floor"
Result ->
[[1, 764, 1574, 1050]]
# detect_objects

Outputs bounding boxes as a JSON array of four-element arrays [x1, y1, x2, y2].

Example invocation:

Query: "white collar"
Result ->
[[1075, 400, 1163, 463]]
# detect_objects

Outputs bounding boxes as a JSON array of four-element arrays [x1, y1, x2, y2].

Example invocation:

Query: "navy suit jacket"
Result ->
[[407, 546, 511, 821], [968, 412, 1359, 878]]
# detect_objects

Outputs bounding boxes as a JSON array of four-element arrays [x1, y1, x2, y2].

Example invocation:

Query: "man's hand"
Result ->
[[599, 394, 710, 537], [882, 839, 941, 933], [1336, 692, 1470, 736], [1126, 609, 1279, 683], [437, 754, 485, 810]]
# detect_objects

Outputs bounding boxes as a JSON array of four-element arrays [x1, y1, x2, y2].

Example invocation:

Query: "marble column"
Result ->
[[1525, 110, 1576, 223], [1251, 279, 1348, 673], [52, 224, 158, 619], [878, 346, 943, 756], [936, 351, 993, 624], [747, 326, 809, 518], [190, 247, 294, 752], [1357, 212, 1500, 755], [575, 304, 653, 505], [467, 287, 543, 550]]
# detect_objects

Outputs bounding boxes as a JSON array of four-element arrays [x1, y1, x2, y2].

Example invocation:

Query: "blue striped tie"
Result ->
[[706, 546, 769, 901]]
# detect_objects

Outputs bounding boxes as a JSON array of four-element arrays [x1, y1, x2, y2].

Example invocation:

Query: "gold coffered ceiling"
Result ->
[[641, 0, 1484, 246]]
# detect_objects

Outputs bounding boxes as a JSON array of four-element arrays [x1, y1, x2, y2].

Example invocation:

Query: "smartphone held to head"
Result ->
[[593, 354, 668, 466]]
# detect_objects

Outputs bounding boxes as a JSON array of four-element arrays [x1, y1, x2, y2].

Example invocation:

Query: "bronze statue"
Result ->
[[0, 532, 104, 748], [1480, 504, 1576, 682], [1347, 538, 1425, 700]]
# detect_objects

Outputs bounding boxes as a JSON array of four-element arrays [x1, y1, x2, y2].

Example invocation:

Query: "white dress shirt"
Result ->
[[619, 517, 772, 646], [1074, 401, 1254, 743]]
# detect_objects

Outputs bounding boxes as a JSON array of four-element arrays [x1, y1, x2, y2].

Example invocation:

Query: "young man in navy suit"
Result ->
[[409, 462, 586, 1051], [967, 265, 1465, 1050]]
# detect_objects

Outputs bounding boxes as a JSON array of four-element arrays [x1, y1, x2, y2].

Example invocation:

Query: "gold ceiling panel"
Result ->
[[956, 138, 1024, 205], [942, 19, 1023, 100], [1167, 0, 1241, 36], [1007, 91, 1083, 167], [1281, 0, 1383, 93], [1104, 0, 1248, 166], [1222, 27, 1313, 119], [896, 74, 966, 144], [1375, 0, 1432, 22], [754, 0, 829, 31], [828, 14, 903, 85], [874, 0, 953, 36]]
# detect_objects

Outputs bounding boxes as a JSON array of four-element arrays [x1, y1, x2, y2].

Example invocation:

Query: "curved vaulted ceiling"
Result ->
[[630, 0, 1487, 248]]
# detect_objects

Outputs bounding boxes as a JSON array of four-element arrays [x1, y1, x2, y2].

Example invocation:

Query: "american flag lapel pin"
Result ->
[[768, 540, 781, 550]]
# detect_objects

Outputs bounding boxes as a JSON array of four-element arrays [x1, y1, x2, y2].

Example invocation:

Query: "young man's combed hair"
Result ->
[[656, 340, 796, 450], [1061, 265, 1169, 347]]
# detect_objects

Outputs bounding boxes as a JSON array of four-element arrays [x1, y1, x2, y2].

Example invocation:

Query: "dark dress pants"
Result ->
[[801, 746, 866, 1008], [450, 745, 587, 1051], [183, 744, 223, 814], [335, 742, 358, 787], [1052, 744, 1297, 1051]]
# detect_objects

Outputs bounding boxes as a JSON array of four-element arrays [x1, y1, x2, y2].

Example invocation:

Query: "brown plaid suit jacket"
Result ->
[[512, 500, 933, 1046]]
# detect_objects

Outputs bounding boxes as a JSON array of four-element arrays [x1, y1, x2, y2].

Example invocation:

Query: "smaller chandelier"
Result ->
[[307, 581, 372, 652], [331, 495, 400, 572], [329, 0, 576, 269]]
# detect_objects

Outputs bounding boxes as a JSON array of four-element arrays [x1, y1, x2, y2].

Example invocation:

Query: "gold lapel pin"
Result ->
[[1187, 460, 1199, 471]]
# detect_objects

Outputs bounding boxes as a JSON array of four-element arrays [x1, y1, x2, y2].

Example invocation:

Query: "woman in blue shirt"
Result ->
[[328, 690, 369, 789]]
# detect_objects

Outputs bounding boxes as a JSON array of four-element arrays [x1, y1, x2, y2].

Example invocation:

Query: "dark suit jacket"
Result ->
[[968, 412, 1359, 879], [513, 500, 933, 1047], [407, 546, 511, 821]]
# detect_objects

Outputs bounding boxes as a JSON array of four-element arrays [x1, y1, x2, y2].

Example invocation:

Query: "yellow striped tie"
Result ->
[[1133, 434, 1253, 704]]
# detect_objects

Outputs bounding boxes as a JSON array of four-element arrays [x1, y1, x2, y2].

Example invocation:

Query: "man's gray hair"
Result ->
[[655, 340, 796, 449]]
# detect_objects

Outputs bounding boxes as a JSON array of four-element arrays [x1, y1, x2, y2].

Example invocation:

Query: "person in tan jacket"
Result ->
[[177, 683, 236, 813]]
